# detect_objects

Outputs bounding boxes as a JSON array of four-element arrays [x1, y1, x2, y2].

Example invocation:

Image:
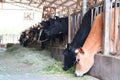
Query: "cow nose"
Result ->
[[62, 66, 68, 71], [75, 73, 78, 77]]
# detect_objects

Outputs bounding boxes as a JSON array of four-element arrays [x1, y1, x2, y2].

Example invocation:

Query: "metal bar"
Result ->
[[91, 9, 93, 25], [109, 0, 112, 54], [58, 11, 62, 17], [95, 7, 99, 16], [68, 7, 72, 43], [82, 0, 87, 16], [119, 0, 120, 54], [103, 0, 110, 55], [113, 0, 117, 53]]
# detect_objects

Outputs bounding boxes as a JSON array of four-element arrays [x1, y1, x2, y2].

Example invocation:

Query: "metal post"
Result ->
[[68, 7, 71, 43], [58, 11, 62, 18], [91, 9, 93, 25], [82, 0, 87, 16], [103, 0, 110, 55], [113, 0, 117, 53]]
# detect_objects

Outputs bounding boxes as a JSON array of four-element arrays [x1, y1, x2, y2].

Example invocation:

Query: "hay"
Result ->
[[6, 44, 56, 70], [3, 44, 99, 80], [41, 62, 99, 80]]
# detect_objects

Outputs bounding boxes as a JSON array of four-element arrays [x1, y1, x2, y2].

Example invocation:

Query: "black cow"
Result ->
[[45, 17, 68, 36], [36, 16, 68, 49], [44, 17, 68, 43], [63, 9, 92, 71], [36, 19, 52, 49], [19, 31, 26, 45]]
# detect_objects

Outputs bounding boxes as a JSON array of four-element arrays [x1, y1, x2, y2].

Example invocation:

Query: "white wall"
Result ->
[[0, 3, 42, 35], [0, 3, 42, 43]]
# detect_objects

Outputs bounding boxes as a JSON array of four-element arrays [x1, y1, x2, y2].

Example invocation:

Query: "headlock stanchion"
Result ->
[[103, 0, 110, 55], [68, 7, 72, 43]]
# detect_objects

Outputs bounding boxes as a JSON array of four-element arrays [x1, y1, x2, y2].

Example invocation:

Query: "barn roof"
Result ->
[[1, 0, 103, 12]]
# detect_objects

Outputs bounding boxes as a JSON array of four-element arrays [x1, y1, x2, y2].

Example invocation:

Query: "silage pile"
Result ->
[[6, 44, 57, 70]]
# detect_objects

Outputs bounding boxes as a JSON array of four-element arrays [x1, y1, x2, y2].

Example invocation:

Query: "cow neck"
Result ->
[[82, 13, 102, 55]]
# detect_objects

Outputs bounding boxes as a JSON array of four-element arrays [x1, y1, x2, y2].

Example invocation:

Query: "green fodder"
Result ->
[[5, 44, 57, 70], [42, 62, 75, 74], [41, 62, 99, 80]]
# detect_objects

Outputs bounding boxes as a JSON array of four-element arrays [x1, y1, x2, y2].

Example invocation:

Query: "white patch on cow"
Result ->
[[75, 49, 79, 53], [75, 71, 84, 77]]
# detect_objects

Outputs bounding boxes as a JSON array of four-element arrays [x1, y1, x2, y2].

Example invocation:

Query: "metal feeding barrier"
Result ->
[[0, 34, 20, 45], [68, 0, 120, 55]]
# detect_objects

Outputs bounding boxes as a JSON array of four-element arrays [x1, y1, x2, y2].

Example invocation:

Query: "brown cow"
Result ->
[[74, 7, 119, 76]]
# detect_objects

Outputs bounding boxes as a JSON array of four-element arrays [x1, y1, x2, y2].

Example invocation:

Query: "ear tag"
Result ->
[[75, 49, 79, 54]]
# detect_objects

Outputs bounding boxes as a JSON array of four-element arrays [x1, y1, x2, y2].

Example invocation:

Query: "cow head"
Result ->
[[74, 48, 85, 77], [63, 43, 76, 71], [75, 48, 94, 77]]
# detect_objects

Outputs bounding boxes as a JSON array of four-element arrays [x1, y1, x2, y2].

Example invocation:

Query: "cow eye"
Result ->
[[76, 58, 80, 62]]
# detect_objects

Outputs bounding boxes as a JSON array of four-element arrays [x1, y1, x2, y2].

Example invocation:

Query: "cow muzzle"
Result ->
[[62, 65, 68, 71]]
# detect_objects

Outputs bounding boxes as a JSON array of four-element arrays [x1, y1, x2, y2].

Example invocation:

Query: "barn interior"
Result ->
[[0, 0, 120, 80]]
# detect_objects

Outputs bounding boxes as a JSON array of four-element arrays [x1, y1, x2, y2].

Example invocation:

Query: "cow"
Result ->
[[74, 6, 119, 77], [44, 17, 68, 43], [36, 16, 68, 48], [19, 30, 31, 47], [63, 9, 92, 71]]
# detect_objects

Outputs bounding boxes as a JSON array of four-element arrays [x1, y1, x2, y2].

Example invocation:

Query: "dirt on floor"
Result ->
[[0, 44, 99, 80]]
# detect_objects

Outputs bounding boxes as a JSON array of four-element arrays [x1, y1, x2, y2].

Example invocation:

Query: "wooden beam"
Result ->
[[20, 0, 22, 2], [103, 0, 110, 55], [37, 0, 46, 8], [47, 0, 57, 6], [29, 0, 33, 5], [56, 0, 68, 8], [69, 2, 76, 7], [0, 0, 3, 2]]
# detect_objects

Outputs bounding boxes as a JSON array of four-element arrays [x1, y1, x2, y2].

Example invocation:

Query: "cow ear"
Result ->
[[79, 48, 84, 54], [75, 48, 84, 54]]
